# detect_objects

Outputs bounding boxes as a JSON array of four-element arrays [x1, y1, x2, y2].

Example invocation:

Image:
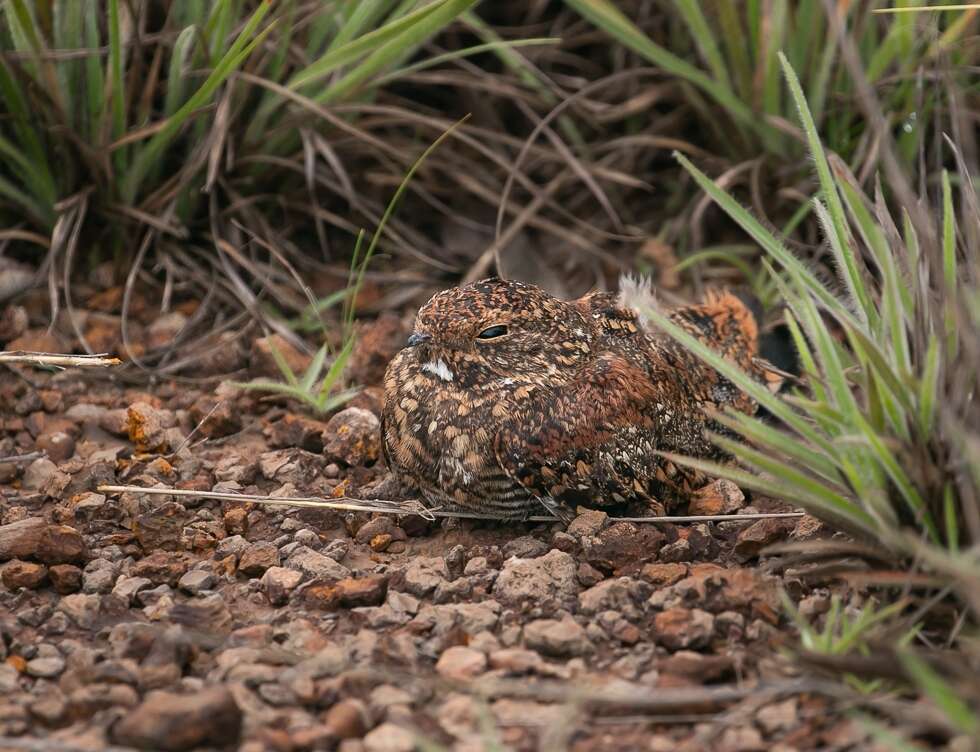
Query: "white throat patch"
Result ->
[[422, 358, 454, 382]]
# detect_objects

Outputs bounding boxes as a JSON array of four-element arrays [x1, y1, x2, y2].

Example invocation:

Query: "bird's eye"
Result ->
[[476, 325, 508, 340]]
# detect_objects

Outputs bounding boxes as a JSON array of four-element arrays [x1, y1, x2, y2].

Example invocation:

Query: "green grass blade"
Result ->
[[164, 25, 199, 118], [107, 0, 127, 172], [566, 0, 763, 136], [917, 336, 940, 436], [288, 0, 452, 91], [374, 38, 559, 86], [122, 2, 274, 202], [780, 52, 873, 325], [316, 337, 355, 405], [672, 0, 732, 91], [941, 170, 958, 358], [300, 344, 329, 394], [674, 151, 857, 325], [314, 0, 478, 105]]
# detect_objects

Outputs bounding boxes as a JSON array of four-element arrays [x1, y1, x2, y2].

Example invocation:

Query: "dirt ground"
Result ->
[[0, 298, 894, 752]]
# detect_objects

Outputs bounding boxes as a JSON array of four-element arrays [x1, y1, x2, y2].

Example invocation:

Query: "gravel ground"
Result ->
[[0, 312, 879, 752]]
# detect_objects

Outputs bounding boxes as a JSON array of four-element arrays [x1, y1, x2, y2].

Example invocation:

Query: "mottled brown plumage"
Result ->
[[381, 278, 780, 519]]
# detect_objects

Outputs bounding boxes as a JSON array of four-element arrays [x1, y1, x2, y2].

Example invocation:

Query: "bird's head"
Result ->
[[403, 278, 592, 386]]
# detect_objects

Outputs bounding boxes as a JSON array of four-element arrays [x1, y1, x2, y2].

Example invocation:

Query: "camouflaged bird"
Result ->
[[381, 277, 783, 519]]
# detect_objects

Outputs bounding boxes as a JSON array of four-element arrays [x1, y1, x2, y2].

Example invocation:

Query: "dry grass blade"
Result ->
[[96, 484, 802, 525], [0, 351, 122, 367]]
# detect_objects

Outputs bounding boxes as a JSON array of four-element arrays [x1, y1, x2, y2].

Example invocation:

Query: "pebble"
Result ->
[[362, 722, 416, 752], [111, 686, 242, 751], [435, 646, 487, 681], [286, 546, 351, 582], [492, 549, 577, 609], [177, 569, 216, 595], [25, 655, 66, 678], [523, 617, 592, 657], [238, 542, 279, 576]]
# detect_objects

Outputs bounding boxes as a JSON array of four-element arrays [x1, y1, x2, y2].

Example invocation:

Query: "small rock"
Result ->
[[48, 564, 83, 594], [135, 502, 188, 551], [435, 646, 487, 681], [566, 509, 609, 538], [323, 698, 369, 741], [582, 522, 664, 574], [0, 517, 47, 561], [113, 576, 153, 604], [354, 517, 407, 546], [524, 617, 592, 657], [391, 556, 449, 598], [362, 722, 415, 752], [130, 551, 193, 586], [305, 575, 388, 610], [1, 560, 47, 590], [83, 558, 119, 595], [37, 524, 87, 565], [223, 507, 249, 537], [493, 549, 577, 609], [757, 698, 799, 734], [111, 686, 241, 751], [238, 542, 279, 576], [734, 518, 796, 561], [36, 431, 75, 463], [26, 655, 66, 679], [178, 569, 216, 595], [188, 396, 242, 439], [640, 562, 688, 587], [659, 538, 692, 563], [323, 407, 381, 466], [653, 607, 715, 650], [578, 577, 644, 618], [501, 536, 549, 559], [126, 402, 181, 453], [659, 650, 734, 683], [215, 534, 249, 560], [265, 413, 329, 452], [688, 479, 745, 515], [22, 458, 69, 496], [261, 566, 303, 606], [57, 593, 102, 629], [286, 546, 351, 582]]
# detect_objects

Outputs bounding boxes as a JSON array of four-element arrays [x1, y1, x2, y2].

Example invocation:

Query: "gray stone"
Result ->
[[25, 655, 65, 678], [82, 557, 118, 594], [178, 569, 216, 595], [57, 593, 101, 629], [524, 617, 592, 657], [113, 576, 153, 604], [493, 549, 577, 608], [286, 546, 351, 582]]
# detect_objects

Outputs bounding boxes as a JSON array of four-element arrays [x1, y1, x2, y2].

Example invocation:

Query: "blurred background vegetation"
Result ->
[[2, 1, 979, 744]]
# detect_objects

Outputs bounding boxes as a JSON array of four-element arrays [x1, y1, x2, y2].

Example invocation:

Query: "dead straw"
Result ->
[[96, 484, 805, 524], [0, 351, 122, 367]]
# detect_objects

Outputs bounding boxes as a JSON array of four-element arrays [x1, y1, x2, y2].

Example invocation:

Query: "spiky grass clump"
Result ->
[[644, 52, 978, 593], [642, 52, 979, 745], [566, 0, 979, 166]]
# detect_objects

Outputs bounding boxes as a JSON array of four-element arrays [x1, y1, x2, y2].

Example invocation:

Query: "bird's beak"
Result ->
[[406, 332, 430, 347]]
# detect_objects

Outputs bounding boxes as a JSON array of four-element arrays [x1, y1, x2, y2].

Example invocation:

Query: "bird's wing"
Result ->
[[492, 353, 677, 508]]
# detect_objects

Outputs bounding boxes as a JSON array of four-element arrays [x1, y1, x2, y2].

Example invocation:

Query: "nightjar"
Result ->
[[381, 277, 783, 519]]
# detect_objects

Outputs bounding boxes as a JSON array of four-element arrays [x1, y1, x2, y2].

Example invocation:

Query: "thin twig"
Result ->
[[0, 351, 122, 368], [96, 484, 805, 524], [0, 451, 46, 464]]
